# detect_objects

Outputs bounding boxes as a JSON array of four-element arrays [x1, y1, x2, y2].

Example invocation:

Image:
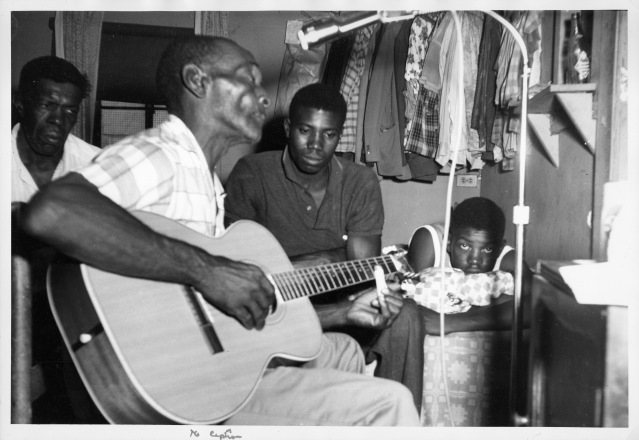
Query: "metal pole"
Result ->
[[11, 253, 33, 424], [482, 11, 531, 426]]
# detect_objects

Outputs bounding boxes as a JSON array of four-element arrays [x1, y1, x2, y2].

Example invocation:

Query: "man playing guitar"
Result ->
[[19, 36, 420, 426]]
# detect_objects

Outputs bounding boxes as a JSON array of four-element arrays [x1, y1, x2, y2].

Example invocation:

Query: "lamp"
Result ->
[[297, 10, 419, 50]]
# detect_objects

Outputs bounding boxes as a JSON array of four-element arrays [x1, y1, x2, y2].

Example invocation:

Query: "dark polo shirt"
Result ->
[[225, 149, 384, 258]]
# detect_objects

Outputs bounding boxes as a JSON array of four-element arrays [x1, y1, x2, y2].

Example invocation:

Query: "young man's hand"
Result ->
[[344, 284, 404, 329]]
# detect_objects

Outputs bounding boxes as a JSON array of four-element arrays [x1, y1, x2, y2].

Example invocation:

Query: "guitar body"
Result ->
[[47, 212, 323, 424]]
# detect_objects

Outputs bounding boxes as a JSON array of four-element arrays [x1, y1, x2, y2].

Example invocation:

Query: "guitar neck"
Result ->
[[270, 255, 399, 302]]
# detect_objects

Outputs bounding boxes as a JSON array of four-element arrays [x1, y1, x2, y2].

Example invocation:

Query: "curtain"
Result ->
[[54, 11, 103, 144], [195, 12, 229, 37]]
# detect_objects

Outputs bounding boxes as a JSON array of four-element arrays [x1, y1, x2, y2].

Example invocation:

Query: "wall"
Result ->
[[480, 11, 626, 267], [381, 178, 478, 247], [10, 10, 479, 249], [10, 12, 54, 91], [481, 132, 594, 266]]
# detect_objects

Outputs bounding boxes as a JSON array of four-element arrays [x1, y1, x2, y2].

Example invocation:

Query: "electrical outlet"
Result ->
[[456, 174, 478, 188]]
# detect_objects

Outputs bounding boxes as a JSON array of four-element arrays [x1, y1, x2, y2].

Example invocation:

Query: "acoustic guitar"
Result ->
[[47, 211, 412, 425]]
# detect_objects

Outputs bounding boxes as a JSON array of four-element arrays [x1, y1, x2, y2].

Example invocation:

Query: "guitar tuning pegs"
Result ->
[[382, 244, 408, 256]]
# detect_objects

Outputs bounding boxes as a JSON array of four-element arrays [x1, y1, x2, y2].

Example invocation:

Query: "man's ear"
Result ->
[[181, 64, 208, 98], [283, 117, 291, 138]]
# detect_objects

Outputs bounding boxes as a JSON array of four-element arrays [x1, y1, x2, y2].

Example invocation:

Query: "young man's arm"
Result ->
[[21, 172, 275, 330], [345, 234, 382, 261], [289, 232, 381, 269], [289, 247, 346, 268], [307, 234, 405, 331]]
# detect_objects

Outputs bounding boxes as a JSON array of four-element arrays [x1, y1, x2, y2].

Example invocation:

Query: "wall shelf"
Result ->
[[527, 83, 597, 167]]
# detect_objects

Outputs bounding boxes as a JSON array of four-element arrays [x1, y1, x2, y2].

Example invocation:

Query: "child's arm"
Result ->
[[423, 300, 518, 334], [497, 248, 533, 329], [497, 248, 534, 298]]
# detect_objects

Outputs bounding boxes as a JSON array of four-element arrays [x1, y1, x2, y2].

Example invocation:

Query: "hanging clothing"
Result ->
[[355, 25, 381, 165], [402, 152, 440, 182], [494, 12, 525, 108], [393, 19, 413, 148], [495, 11, 542, 107], [404, 85, 439, 158], [435, 12, 467, 167], [461, 12, 484, 169], [395, 16, 443, 181], [404, 17, 435, 122], [337, 24, 377, 154], [322, 35, 354, 90], [362, 22, 405, 177], [403, 15, 438, 156], [472, 14, 502, 159], [491, 12, 541, 170]]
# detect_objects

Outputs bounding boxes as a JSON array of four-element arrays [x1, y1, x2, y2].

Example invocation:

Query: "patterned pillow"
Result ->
[[405, 268, 514, 313]]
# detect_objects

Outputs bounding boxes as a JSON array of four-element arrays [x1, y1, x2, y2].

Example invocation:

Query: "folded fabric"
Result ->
[[407, 267, 515, 313]]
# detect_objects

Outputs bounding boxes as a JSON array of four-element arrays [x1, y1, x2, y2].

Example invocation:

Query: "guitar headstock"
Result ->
[[382, 244, 415, 282]]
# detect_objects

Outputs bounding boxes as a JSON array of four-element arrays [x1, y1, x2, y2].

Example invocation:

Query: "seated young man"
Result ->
[[407, 196, 532, 334], [225, 83, 424, 410]]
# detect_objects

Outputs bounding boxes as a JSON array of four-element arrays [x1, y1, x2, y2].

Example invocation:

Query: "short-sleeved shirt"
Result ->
[[225, 148, 384, 257], [11, 123, 101, 202], [78, 115, 225, 237]]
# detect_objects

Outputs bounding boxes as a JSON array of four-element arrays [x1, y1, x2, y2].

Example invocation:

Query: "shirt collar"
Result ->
[[281, 146, 343, 194], [163, 114, 201, 154]]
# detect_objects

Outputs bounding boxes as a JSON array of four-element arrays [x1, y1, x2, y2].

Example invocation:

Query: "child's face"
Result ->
[[447, 227, 502, 274]]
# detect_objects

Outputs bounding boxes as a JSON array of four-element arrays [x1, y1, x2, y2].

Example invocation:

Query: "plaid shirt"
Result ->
[[337, 24, 376, 154], [404, 85, 440, 157], [79, 115, 225, 237]]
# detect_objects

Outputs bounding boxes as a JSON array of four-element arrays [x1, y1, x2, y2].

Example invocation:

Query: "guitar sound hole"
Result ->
[[266, 298, 286, 325]]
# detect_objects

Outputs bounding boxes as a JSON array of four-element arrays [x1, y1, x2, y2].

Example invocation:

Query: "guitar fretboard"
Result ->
[[271, 255, 397, 301]]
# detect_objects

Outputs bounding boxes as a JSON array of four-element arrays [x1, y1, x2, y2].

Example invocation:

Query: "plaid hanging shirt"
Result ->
[[404, 85, 440, 157], [336, 24, 376, 154]]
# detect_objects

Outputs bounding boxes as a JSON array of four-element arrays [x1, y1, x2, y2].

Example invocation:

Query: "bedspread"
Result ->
[[421, 330, 521, 426]]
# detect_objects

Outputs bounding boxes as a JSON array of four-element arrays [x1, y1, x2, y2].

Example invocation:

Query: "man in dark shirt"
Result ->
[[225, 83, 424, 410]]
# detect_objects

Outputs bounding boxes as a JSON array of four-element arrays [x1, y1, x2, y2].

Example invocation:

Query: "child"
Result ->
[[407, 197, 531, 328], [409, 197, 531, 426], [408, 196, 514, 275]]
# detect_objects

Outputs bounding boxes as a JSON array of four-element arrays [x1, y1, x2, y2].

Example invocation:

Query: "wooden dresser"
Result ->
[[526, 261, 628, 427]]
